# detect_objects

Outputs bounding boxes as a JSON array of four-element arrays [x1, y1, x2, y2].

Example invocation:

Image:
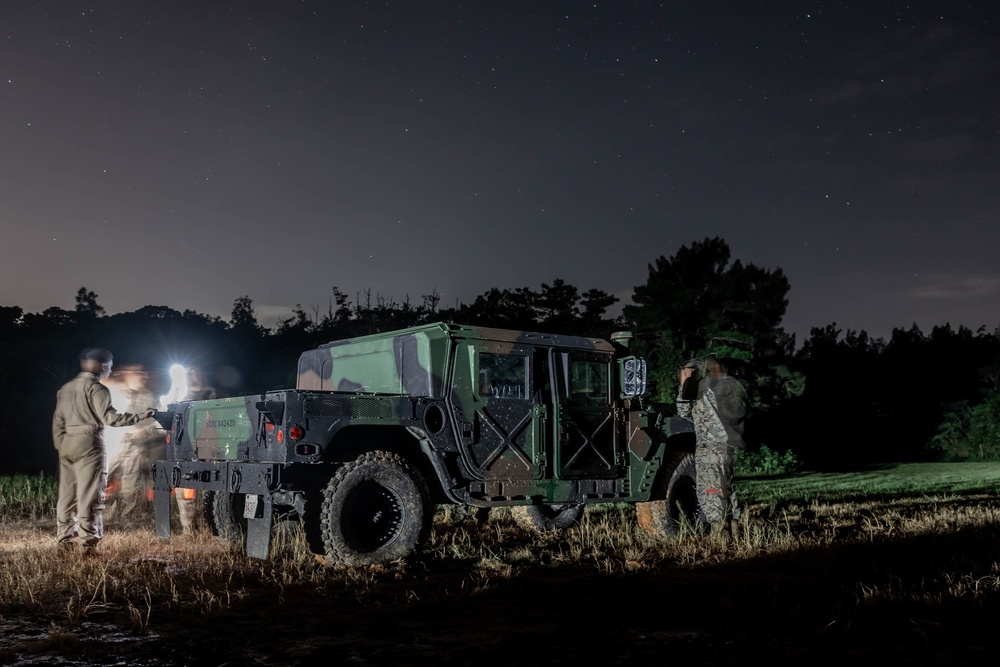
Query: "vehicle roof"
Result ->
[[315, 322, 615, 353]]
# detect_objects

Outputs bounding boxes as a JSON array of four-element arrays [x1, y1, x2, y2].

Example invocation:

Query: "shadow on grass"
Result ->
[[148, 522, 999, 666]]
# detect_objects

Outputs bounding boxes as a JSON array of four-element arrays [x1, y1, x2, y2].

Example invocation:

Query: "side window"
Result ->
[[479, 352, 528, 400], [569, 359, 610, 405]]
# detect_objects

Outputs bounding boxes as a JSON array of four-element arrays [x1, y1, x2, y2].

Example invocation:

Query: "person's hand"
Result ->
[[144, 408, 157, 419]]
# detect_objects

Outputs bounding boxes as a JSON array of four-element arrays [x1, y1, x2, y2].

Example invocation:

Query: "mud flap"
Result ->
[[244, 493, 273, 559], [154, 488, 172, 538], [152, 463, 172, 538]]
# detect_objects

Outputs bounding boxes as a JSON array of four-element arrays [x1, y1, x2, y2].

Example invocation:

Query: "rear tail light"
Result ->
[[289, 425, 305, 441]]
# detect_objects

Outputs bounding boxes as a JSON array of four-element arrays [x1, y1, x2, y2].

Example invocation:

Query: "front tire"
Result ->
[[318, 451, 432, 566], [636, 451, 705, 537], [511, 503, 584, 532]]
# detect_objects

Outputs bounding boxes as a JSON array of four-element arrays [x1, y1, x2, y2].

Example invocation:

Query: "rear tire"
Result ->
[[317, 451, 432, 566], [511, 503, 584, 532], [636, 451, 705, 537], [204, 491, 247, 547]]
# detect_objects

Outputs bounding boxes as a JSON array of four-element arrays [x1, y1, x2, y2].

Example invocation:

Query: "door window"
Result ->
[[568, 359, 609, 405], [479, 352, 528, 400]]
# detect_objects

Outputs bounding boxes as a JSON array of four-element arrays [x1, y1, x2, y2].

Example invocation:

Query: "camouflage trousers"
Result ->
[[694, 439, 740, 524]]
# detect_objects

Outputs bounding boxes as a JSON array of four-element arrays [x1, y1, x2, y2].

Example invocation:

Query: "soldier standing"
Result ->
[[676, 354, 747, 536], [106, 365, 166, 521], [52, 348, 156, 552]]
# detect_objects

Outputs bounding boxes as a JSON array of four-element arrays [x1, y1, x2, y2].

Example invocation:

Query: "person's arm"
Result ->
[[52, 390, 66, 450], [90, 383, 153, 427]]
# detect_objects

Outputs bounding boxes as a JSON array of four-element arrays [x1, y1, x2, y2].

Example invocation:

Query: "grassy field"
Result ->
[[741, 462, 1000, 503], [2, 463, 999, 666]]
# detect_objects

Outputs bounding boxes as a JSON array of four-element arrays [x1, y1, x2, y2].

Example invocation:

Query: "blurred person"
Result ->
[[98, 371, 130, 468], [676, 354, 747, 537], [105, 365, 167, 521], [175, 367, 218, 535], [52, 348, 156, 552]]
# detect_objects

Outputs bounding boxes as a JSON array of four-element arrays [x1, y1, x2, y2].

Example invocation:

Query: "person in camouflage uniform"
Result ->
[[52, 348, 156, 552], [676, 354, 747, 534], [106, 366, 166, 521]]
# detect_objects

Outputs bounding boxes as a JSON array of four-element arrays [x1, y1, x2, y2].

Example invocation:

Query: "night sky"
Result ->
[[2, 1, 997, 343]]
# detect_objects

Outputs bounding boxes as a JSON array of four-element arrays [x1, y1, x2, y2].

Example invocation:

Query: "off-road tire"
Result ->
[[317, 451, 432, 566], [635, 451, 706, 537], [511, 503, 584, 532], [204, 490, 247, 547]]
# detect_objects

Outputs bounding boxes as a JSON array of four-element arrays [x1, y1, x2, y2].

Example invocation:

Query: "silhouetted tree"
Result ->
[[230, 296, 262, 333], [578, 288, 621, 337], [446, 287, 540, 330], [623, 237, 793, 407], [74, 287, 105, 319], [535, 279, 580, 332]]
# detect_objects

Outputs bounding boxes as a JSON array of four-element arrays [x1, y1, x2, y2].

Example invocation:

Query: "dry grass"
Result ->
[[3, 491, 1000, 665]]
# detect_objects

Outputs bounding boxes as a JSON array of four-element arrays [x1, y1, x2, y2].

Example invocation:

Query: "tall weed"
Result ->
[[0, 474, 58, 521]]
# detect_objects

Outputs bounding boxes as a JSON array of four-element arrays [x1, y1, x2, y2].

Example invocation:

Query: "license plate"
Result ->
[[243, 494, 259, 519]]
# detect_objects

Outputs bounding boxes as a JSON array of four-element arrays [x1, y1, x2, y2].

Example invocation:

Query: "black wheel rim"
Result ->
[[342, 480, 404, 552]]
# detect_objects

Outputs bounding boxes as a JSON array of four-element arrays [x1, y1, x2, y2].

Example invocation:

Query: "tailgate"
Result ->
[[184, 397, 253, 460]]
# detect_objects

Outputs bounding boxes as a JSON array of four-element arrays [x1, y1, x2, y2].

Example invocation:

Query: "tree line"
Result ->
[[3, 237, 998, 475]]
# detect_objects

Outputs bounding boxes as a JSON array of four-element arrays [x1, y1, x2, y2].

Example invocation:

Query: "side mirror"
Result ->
[[620, 357, 647, 397]]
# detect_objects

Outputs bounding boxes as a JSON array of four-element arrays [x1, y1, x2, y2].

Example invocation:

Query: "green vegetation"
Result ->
[[0, 474, 57, 522], [931, 391, 1000, 460], [735, 444, 800, 476], [739, 461, 1000, 505]]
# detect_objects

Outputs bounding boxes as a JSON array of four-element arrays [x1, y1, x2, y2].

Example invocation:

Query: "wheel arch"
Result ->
[[324, 424, 449, 503], [648, 433, 695, 501], [635, 448, 704, 537]]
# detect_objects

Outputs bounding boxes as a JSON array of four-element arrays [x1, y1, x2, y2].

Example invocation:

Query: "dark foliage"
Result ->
[[0, 282, 621, 475], [5, 251, 997, 475], [783, 322, 1000, 467]]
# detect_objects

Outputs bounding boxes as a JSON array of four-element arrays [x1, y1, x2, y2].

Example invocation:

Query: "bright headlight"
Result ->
[[159, 364, 189, 408]]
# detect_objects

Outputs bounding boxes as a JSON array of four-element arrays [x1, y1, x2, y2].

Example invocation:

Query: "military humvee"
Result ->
[[152, 322, 697, 565]]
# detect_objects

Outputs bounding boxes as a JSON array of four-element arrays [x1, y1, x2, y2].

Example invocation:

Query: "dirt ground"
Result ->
[[2, 513, 998, 667]]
